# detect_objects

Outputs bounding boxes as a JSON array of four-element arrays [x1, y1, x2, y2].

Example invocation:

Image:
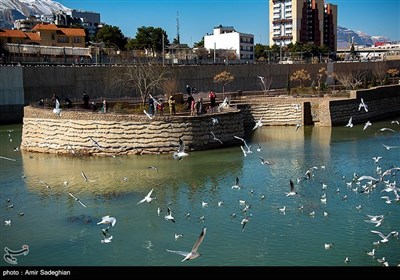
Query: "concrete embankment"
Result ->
[[21, 107, 244, 155]]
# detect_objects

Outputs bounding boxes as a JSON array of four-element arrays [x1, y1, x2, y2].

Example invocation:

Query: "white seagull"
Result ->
[[143, 109, 153, 120], [252, 117, 263, 130], [173, 138, 189, 161], [53, 99, 62, 116], [97, 215, 116, 227], [231, 177, 241, 189], [166, 227, 206, 262], [370, 230, 396, 243], [211, 118, 219, 126], [358, 98, 368, 112], [363, 121, 372, 130], [259, 156, 271, 166], [137, 188, 156, 204], [164, 207, 175, 223], [345, 117, 353, 128], [210, 131, 223, 144], [68, 192, 87, 208], [286, 179, 298, 197]]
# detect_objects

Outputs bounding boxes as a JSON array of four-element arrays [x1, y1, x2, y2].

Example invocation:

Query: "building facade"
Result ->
[[269, 0, 337, 51], [204, 25, 254, 62]]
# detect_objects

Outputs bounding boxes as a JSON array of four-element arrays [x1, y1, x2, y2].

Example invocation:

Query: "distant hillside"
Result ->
[[0, 0, 70, 28]]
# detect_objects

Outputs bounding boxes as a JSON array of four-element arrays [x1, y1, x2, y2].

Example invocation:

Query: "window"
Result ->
[[57, 36, 69, 43], [73, 37, 81, 43]]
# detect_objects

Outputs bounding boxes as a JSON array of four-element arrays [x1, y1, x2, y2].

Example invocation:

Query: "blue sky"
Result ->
[[58, 0, 400, 46]]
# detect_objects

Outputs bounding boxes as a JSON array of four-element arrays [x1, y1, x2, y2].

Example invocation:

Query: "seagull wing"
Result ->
[[166, 249, 189, 257], [370, 230, 385, 239], [290, 180, 295, 192], [178, 138, 185, 153], [191, 227, 206, 253], [143, 110, 153, 119]]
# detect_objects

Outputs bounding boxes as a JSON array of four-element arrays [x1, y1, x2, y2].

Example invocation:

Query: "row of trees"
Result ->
[[289, 66, 399, 92], [90, 24, 335, 62]]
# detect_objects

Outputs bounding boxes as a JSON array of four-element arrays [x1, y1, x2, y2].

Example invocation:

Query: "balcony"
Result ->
[[272, 19, 293, 24]]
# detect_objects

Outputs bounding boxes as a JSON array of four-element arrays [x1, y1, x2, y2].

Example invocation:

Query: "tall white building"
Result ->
[[204, 25, 254, 62]]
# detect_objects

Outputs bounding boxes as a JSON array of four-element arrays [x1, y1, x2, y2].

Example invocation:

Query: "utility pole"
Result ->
[[162, 33, 165, 66]]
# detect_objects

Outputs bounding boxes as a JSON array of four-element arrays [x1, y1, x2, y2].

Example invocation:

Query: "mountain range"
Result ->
[[0, 0, 392, 47]]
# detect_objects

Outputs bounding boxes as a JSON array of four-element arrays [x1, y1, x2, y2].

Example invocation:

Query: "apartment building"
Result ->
[[204, 25, 254, 62], [269, 0, 337, 51]]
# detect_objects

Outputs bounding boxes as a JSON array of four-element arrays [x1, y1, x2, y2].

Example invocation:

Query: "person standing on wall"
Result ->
[[209, 90, 216, 113], [83, 91, 89, 109], [186, 84, 191, 95], [52, 93, 60, 108], [169, 95, 176, 115], [102, 99, 108, 113]]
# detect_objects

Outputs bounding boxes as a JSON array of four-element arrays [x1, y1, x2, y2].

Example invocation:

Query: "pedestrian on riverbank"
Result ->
[[52, 93, 60, 108], [64, 97, 73, 108], [83, 91, 89, 109], [102, 99, 108, 113], [157, 99, 164, 116], [169, 95, 176, 115], [38, 98, 44, 107], [149, 97, 154, 116], [209, 90, 216, 113]]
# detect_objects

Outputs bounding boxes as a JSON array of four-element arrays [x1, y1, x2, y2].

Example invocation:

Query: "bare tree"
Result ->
[[372, 62, 388, 86], [161, 78, 178, 98], [332, 71, 366, 90], [108, 59, 171, 106], [257, 75, 272, 95], [213, 71, 235, 94]]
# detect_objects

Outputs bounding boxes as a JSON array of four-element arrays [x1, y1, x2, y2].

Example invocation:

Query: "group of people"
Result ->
[[148, 95, 176, 116], [186, 90, 217, 115], [40, 88, 219, 117], [38, 91, 107, 113]]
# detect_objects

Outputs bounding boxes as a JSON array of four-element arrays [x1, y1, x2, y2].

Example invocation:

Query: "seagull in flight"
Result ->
[[382, 144, 400, 150], [143, 109, 153, 120], [88, 136, 101, 149], [363, 121, 372, 130], [345, 117, 353, 128], [210, 132, 223, 144], [259, 156, 270, 166], [231, 177, 241, 189], [358, 98, 368, 112], [252, 117, 263, 130], [241, 216, 250, 231], [211, 118, 219, 126], [234, 136, 251, 152], [166, 227, 206, 262], [68, 192, 87, 208], [370, 230, 396, 243], [97, 215, 116, 227], [164, 207, 175, 223], [286, 179, 298, 197], [173, 138, 189, 161], [148, 166, 159, 173], [378, 127, 396, 133], [81, 171, 95, 182], [137, 188, 156, 204], [53, 99, 62, 116]]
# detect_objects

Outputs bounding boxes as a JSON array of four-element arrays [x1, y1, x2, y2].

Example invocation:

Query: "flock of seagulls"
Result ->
[[2, 96, 399, 265]]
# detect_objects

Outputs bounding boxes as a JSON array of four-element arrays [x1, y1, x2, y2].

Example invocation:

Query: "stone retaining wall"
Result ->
[[318, 85, 400, 126], [21, 106, 244, 156]]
